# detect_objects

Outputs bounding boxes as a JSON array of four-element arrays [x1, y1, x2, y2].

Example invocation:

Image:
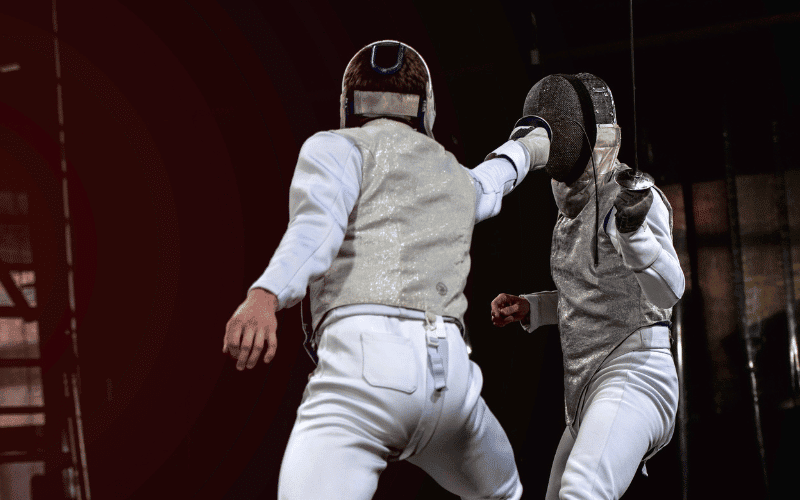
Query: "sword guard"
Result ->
[[614, 168, 654, 191]]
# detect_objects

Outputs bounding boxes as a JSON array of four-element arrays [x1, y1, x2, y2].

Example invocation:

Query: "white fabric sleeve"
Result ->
[[520, 291, 559, 332], [467, 141, 530, 223], [250, 132, 362, 311], [605, 190, 686, 309]]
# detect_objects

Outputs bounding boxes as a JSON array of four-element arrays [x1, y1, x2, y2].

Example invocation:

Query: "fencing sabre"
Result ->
[[614, 0, 655, 191]]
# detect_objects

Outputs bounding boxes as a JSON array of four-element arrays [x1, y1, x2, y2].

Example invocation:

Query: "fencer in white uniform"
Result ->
[[223, 41, 551, 500], [491, 73, 685, 500]]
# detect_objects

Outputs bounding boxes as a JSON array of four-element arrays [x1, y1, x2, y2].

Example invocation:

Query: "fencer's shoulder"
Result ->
[[318, 127, 357, 142], [329, 123, 387, 150], [298, 131, 362, 166], [302, 130, 358, 151], [336, 119, 443, 152]]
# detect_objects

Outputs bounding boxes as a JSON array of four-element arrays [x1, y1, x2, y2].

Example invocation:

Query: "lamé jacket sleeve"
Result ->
[[605, 189, 685, 309], [520, 188, 685, 332]]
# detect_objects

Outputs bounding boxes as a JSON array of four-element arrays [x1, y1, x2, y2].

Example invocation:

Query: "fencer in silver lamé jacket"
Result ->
[[539, 124, 679, 429]]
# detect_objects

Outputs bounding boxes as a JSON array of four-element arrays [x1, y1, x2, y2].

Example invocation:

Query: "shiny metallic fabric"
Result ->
[[550, 124, 673, 428], [552, 124, 621, 218], [523, 74, 591, 185], [575, 72, 616, 125], [522, 73, 615, 186], [311, 119, 476, 330], [353, 90, 421, 118]]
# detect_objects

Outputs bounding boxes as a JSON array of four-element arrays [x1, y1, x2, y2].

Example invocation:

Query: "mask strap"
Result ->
[[572, 118, 600, 267], [591, 151, 600, 267]]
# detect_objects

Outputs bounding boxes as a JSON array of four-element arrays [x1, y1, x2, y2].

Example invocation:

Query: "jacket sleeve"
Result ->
[[605, 189, 686, 309], [520, 291, 559, 332], [250, 132, 362, 311], [465, 141, 530, 223]]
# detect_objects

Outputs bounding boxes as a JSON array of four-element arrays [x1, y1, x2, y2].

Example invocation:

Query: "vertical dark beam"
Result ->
[[51, 0, 90, 496], [0, 6, 76, 492], [672, 300, 689, 500], [673, 157, 705, 500], [722, 116, 769, 494], [677, 175, 702, 499], [25, 126, 72, 495], [680, 181, 701, 296], [677, 156, 707, 500], [773, 120, 800, 403]]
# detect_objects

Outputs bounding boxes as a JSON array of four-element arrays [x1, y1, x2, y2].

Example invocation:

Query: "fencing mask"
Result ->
[[340, 40, 436, 137], [522, 73, 615, 185]]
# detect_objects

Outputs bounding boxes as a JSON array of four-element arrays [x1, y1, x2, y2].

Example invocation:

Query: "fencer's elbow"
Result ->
[[649, 280, 685, 309], [659, 295, 680, 309], [675, 274, 686, 301], [643, 261, 685, 308], [647, 294, 675, 309], [667, 273, 686, 307]]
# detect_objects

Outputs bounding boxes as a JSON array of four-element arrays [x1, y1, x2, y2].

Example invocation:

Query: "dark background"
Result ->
[[2, 0, 799, 498]]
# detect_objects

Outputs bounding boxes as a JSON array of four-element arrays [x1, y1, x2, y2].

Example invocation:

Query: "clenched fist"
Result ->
[[223, 288, 279, 370], [614, 188, 654, 234], [490, 293, 530, 327]]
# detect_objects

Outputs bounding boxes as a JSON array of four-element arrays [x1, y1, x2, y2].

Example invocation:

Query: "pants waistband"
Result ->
[[607, 325, 672, 363], [317, 304, 464, 334], [630, 325, 672, 348]]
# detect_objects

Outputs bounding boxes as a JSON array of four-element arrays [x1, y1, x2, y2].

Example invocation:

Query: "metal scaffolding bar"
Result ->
[[0, 263, 33, 313], [772, 120, 800, 403], [722, 117, 769, 494], [48, 1, 90, 498], [672, 300, 689, 500], [0, 359, 42, 368], [0, 407, 45, 414], [677, 165, 704, 499]]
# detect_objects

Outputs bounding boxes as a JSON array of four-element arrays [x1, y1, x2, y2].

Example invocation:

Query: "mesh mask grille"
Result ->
[[523, 74, 593, 185], [576, 73, 615, 125]]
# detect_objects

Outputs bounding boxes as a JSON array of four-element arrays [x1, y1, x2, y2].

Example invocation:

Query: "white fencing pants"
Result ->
[[545, 326, 679, 500], [278, 313, 522, 500]]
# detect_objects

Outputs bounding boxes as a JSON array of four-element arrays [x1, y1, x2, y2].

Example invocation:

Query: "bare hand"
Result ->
[[223, 288, 278, 370], [490, 293, 530, 327]]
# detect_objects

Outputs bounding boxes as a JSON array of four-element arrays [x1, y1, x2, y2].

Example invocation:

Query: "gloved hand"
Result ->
[[483, 115, 551, 186], [509, 115, 552, 141], [614, 188, 654, 233], [510, 115, 551, 170]]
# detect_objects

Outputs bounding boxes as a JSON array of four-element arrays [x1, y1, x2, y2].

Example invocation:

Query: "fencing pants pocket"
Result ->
[[361, 332, 418, 394]]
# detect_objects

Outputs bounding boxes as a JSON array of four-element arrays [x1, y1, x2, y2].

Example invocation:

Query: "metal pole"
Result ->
[[672, 300, 689, 500], [722, 117, 769, 495], [678, 168, 704, 500], [772, 120, 800, 403], [52, 1, 91, 497]]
